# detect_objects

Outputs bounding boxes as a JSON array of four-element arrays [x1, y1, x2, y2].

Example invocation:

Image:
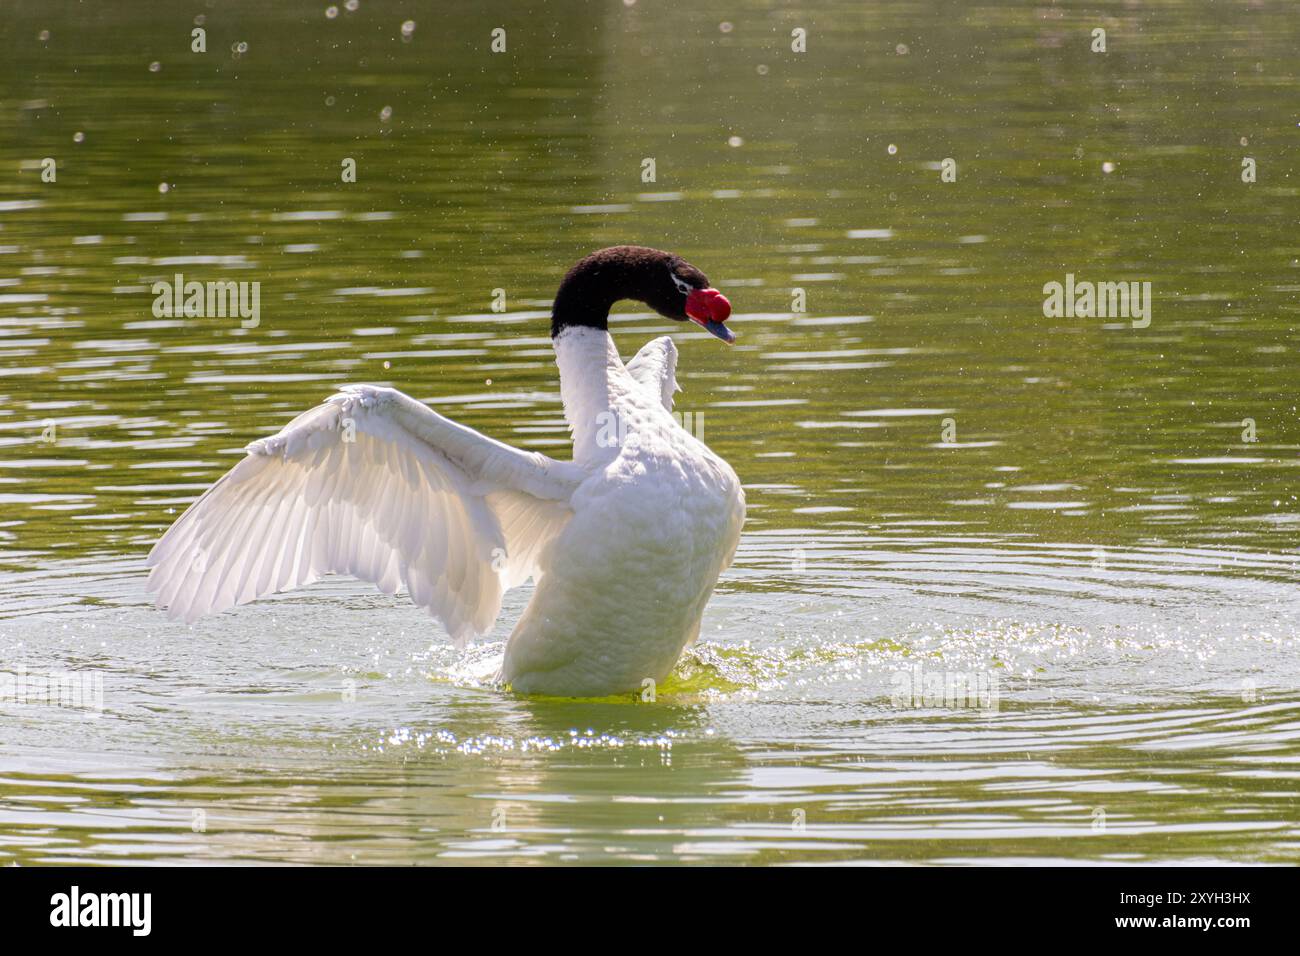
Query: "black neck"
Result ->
[[550, 275, 614, 337], [550, 246, 683, 338]]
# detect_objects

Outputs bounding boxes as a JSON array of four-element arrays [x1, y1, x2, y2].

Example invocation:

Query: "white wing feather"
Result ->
[[625, 335, 680, 411], [146, 385, 582, 645]]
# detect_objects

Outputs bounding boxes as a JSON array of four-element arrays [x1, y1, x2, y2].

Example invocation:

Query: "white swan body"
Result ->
[[503, 328, 744, 693]]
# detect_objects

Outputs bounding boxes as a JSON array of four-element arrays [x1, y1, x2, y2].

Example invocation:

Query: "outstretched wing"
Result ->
[[146, 385, 583, 645], [626, 336, 680, 411]]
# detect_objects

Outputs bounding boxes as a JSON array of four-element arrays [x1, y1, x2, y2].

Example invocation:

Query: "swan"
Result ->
[[146, 246, 746, 696]]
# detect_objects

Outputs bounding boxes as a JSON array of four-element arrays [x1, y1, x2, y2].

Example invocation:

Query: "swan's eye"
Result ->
[[669, 271, 695, 296]]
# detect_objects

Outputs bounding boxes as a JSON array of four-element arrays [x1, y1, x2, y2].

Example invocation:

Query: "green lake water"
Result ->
[[0, 0, 1298, 864]]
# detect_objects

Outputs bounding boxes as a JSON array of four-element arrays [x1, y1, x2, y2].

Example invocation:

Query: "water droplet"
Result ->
[[325, 5, 339, 19], [1102, 161, 1115, 173], [158, 182, 170, 194], [379, 105, 393, 121], [719, 21, 733, 33], [401, 20, 416, 37], [148, 61, 161, 73], [72, 131, 84, 144], [728, 135, 743, 147], [887, 143, 898, 155]]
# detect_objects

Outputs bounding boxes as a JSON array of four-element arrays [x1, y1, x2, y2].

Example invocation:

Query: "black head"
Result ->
[[551, 246, 734, 343]]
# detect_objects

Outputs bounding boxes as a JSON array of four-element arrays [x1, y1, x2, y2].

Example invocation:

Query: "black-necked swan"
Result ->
[[146, 246, 746, 696]]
